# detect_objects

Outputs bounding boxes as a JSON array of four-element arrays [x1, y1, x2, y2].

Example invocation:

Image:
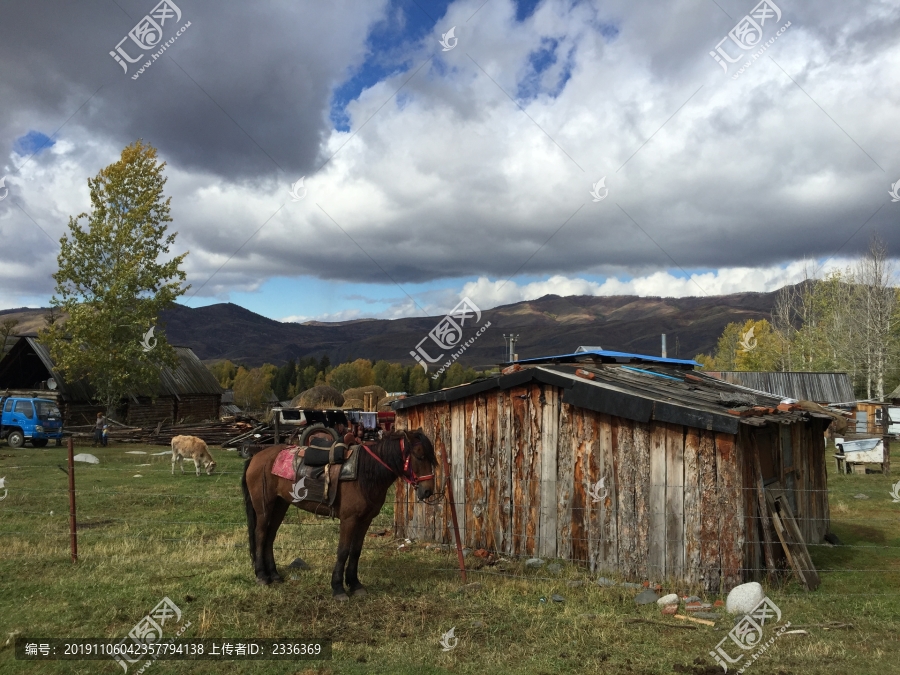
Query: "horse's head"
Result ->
[[405, 428, 438, 502]]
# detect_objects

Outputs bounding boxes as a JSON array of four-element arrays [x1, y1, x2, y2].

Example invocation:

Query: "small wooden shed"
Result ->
[[0, 336, 223, 426], [393, 352, 836, 591]]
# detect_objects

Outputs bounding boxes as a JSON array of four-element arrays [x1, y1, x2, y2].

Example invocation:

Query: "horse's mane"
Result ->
[[356, 430, 436, 502]]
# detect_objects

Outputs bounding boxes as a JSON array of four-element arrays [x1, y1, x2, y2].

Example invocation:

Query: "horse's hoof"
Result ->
[[256, 577, 271, 586], [351, 587, 367, 598], [271, 574, 284, 584], [333, 593, 349, 603]]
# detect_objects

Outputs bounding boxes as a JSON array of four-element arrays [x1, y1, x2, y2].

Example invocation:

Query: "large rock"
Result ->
[[726, 582, 766, 615], [634, 589, 659, 605], [73, 454, 99, 464], [525, 558, 545, 569], [657, 593, 679, 606]]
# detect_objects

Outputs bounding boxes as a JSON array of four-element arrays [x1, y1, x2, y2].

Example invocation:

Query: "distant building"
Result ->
[[0, 336, 222, 426]]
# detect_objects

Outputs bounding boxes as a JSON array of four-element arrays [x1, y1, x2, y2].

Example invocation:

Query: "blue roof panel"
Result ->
[[511, 349, 700, 367]]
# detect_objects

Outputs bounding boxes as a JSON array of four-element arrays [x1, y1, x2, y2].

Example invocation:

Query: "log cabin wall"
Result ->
[[394, 382, 791, 592], [174, 395, 221, 422], [124, 396, 176, 427]]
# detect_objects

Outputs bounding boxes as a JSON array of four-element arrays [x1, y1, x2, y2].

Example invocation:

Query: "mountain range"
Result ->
[[0, 287, 784, 368]]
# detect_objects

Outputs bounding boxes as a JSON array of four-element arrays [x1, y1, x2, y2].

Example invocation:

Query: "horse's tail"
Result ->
[[241, 458, 256, 563]]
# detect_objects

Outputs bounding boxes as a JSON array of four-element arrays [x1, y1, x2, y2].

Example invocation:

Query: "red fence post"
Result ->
[[67, 437, 77, 563]]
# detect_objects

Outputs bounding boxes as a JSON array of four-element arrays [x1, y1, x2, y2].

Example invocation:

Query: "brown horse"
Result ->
[[241, 429, 437, 600]]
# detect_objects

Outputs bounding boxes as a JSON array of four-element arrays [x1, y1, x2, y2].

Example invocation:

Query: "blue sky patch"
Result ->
[[13, 131, 55, 157], [514, 0, 543, 22], [330, 0, 452, 132]]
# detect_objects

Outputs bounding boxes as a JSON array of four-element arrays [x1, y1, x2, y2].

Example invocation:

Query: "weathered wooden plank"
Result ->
[[561, 397, 581, 563], [698, 429, 719, 593], [648, 423, 667, 581], [615, 418, 636, 580], [527, 385, 543, 556], [598, 413, 616, 572], [572, 406, 597, 570], [511, 385, 539, 556], [665, 423, 685, 583], [483, 393, 499, 551], [716, 432, 743, 591], [469, 396, 487, 549], [683, 427, 701, 585], [497, 390, 512, 553], [633, 421, 652, 581], [451, 401, 466, 549], [540, 386, 560, 559], [582, 407, 601, 570]]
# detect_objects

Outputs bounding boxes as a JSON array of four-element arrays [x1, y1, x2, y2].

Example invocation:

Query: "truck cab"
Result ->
[[0, 396, 64, 448]]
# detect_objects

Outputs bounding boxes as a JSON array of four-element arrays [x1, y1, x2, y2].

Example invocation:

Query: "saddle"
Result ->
[[271, 436, 361, 511]]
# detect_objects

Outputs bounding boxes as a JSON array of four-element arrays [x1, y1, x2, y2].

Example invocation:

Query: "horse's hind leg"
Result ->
[[345, 515, 375, 597], [264, 499, 289, 583], [331, 517, 360, 602]]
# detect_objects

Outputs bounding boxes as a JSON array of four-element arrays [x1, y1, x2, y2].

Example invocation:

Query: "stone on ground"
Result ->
[[525, 558, 545, 569], [73, 454, 99, 464], [657, 593, 679, 606], [634, 589, 659, 605], [725, 582, 765, 615]]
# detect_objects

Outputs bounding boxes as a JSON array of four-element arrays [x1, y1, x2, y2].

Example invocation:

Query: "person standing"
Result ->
[[93, 412, 106, 448]]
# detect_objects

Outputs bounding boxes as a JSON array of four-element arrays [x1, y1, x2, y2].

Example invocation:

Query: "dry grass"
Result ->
[[0, 441, 898, 674]]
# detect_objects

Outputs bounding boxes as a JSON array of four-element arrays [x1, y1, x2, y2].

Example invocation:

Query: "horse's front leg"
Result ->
[[331, 517, 359, 602], [264, 499, 289, 583], [345, 515, 374, 597]]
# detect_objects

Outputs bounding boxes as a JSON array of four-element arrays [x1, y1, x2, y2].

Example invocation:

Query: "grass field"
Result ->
[[1, 439, 898, 675]]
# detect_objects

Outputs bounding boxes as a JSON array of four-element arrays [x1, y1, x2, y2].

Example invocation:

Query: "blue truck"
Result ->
[[0, 396, 64, 448]]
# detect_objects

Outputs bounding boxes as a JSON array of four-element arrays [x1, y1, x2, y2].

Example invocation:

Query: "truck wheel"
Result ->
[[7, 431, 24, 449], [32, 439, 49, 448]]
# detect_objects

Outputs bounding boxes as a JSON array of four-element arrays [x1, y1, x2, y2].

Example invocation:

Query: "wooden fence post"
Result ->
[[67, 437, 78, 563]]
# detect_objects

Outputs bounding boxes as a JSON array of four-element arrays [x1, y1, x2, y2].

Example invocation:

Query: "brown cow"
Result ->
[[171, 435, 216, 476]]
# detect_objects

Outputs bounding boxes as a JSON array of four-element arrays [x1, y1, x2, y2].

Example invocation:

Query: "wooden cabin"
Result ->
[[0, 336, 223, 426], [393, 351, 838, 592]]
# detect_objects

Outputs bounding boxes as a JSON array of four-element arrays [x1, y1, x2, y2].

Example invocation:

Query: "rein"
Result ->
[[361, 434, 434, 487]]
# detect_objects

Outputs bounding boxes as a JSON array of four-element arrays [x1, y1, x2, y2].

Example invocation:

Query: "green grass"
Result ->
[[0, 439, 898, 674]]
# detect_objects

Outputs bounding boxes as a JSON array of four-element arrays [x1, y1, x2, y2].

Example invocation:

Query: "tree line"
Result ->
[[697, 236, 900, 400], [208, 356, 487, 410]]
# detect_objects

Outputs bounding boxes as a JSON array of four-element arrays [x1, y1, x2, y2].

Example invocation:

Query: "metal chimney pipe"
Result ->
[[661, 334, 667, 359]]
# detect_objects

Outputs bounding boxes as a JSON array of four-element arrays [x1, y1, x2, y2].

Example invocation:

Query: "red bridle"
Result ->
[[361, 434, 434, 486]]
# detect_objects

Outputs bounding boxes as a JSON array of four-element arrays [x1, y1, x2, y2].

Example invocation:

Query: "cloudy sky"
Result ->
[[0, 0, 898, 322]]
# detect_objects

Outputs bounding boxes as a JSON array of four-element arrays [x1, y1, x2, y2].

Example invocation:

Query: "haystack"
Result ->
[[342, 398, 364, 410], [343, 385, 387, 403], [293, 385, 344, 408]]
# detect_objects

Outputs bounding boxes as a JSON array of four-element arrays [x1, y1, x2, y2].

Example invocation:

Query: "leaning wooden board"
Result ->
[[765, 482, 821, 591]]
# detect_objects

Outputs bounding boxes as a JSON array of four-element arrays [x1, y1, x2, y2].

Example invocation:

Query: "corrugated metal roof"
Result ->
[[706, 371, 854, 404], [0, 337, 222, 400], [394, 363, 842, 434]]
